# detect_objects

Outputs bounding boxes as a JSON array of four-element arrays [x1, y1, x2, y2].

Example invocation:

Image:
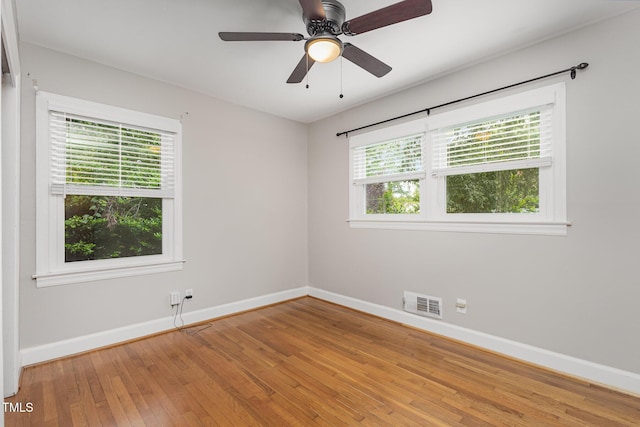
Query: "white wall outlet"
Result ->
[[185, 289, 193, 298], [170, 291, 181, 306], [456, 298, 467, 314]]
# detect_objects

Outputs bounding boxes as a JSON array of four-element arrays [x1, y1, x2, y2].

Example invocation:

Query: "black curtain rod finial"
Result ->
[[571, 62, 589, 79]]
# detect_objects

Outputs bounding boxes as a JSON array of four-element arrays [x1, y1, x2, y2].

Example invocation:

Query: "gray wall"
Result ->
[[19, 43, 309, 348], [308, 9, 640, 374]]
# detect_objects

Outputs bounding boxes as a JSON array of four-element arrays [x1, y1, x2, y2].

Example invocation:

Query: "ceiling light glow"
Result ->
[[306, 37, 342, 63]]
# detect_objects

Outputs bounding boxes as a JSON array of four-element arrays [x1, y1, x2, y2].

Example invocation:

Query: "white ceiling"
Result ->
[[15, 0, 640, 123]]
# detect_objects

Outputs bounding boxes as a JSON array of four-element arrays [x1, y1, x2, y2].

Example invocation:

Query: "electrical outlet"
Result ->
[[170, 291, 181, 306], [185, 289, 193, 298], [456, 298, 467, 314]]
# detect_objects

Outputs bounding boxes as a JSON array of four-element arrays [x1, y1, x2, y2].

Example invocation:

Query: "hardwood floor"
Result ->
[[5, 297, 640, 426]]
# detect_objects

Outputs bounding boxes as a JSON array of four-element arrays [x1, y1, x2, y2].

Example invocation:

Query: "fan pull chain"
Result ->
[[339, 55, 344, 99], [305, 53, 310, 89]]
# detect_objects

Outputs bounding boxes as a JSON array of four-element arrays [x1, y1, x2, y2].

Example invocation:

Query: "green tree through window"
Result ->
[[366, 180, 420, 214], [65, 196, 162, 262], [446, 169, 539, 213]]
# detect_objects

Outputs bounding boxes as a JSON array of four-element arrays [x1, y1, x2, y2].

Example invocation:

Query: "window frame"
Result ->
[[348, 83, 567, 236], [349, 120, 427, 222], [34, 92, 184, 287]]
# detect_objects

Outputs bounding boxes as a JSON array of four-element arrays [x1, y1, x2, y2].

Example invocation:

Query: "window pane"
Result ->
[[445, 111, 543, 167], [431, 107, 552, 176], [357, 135, 423, 179], [63, 118, 162, 189], [446, 168, 539, 213], [366, 180, 420, 214], [65, 195, 162, 262]]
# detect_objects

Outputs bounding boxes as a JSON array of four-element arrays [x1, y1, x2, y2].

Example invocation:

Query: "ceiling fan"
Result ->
[[219, 0, 433, 84]]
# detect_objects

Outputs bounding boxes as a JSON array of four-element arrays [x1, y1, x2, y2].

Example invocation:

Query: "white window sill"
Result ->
[[348, 219, 569, 236], [33, 260, 185, 288]]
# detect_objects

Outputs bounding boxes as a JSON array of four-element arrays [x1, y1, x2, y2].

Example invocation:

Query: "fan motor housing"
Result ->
[[304, 0, 346, 36]]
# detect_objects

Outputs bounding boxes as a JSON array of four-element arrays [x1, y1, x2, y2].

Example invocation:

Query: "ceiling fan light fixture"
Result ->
[[305, 37, 342, 63]]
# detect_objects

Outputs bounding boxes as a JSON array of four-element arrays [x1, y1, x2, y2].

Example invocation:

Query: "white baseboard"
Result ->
[[20, 285, 640, 396], [20, 287, 308, 367], [307, 287, 640, 396]]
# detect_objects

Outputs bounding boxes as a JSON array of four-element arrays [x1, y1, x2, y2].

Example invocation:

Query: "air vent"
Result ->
[[403, 291, 443, 319]]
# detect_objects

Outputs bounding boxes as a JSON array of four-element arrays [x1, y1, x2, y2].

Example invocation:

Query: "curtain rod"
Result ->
[[336, 62, 589, 138]]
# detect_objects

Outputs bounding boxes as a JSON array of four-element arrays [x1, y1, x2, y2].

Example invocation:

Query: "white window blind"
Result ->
[[352, 133, 425, 185], [431, 105, 553, 176], [49, 111, 176, 198]]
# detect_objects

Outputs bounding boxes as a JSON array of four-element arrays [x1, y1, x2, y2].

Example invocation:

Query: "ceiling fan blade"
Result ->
[[342, 43, 391, 78], [219, 32, 305, 42], [287, 54, 316, 84], [342, 0, 432, 36], [298, 0, 326, 21]]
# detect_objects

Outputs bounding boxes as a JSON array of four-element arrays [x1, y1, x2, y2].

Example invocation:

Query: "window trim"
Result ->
[[348, 83, 568, 236], [34, 92, 184, 287]]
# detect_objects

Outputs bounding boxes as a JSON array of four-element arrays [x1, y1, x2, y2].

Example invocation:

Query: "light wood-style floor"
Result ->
[[5, 297, 640, 426]]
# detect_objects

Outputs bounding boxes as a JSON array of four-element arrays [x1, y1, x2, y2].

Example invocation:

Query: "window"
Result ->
[[349, 83, 567, 235], [350, 121, 426, 217], [34, 92, 183, 287]]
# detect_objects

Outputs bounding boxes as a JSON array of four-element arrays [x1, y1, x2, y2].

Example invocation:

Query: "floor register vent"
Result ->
[[403, 291, 443, 320]]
